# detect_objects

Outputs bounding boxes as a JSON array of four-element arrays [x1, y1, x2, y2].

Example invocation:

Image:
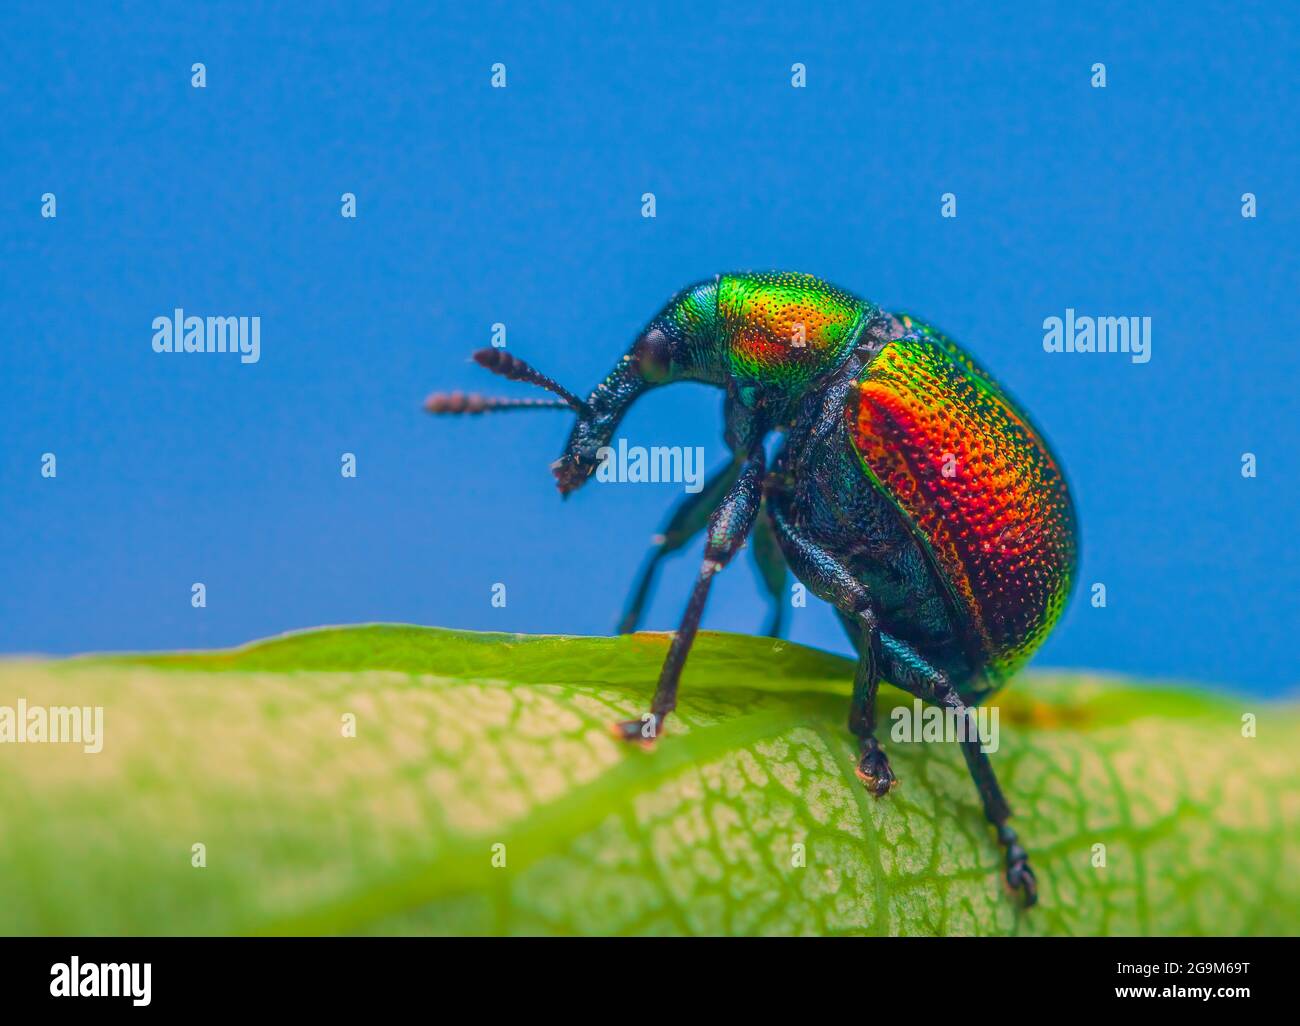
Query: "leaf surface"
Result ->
[[0, 625, 1295, 935]]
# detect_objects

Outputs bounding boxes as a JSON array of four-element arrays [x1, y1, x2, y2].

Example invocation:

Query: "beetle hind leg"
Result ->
[[875, 633, 1037, 908], [770, 504, 1035, 906]]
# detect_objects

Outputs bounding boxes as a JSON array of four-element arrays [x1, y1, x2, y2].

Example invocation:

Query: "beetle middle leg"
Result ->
[[751, 503, 789, 638], [768, 507, 897, 795], [612, 444, 765, 743]]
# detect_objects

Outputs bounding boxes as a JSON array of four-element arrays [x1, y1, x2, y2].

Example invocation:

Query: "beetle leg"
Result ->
[[611, 446, 765, 744], [834, 608, 897, 795], [616, 460, 742, 634], [847, 617, 897, 797], [751, 503, 789, 638], [769, 506, 1032, 903], [874, 633, 1038, 909], [767, 508, 897, 793]]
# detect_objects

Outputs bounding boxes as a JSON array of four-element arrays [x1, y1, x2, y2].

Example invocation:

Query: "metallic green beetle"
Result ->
[[428, 271, 1079, 906]]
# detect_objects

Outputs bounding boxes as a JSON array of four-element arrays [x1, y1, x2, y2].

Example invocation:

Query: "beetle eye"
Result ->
[[633, 328, 674, 383]]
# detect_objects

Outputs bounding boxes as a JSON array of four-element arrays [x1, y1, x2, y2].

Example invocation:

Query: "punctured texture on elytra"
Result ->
[[846, 316, 1078, 684]]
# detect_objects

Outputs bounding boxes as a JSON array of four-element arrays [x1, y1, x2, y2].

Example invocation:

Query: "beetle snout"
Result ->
[[551, 453, 595, 495], [552, 418, 608, 496]]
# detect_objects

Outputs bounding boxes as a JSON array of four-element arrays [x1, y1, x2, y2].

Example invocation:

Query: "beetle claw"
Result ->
[[1006, 848, 1038, 908], [610, 715, 661, 749], [855, 739, 898, 797]]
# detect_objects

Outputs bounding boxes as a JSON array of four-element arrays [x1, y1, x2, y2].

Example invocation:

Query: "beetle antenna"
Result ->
[[471, 348, 591, 416], [423, 391, 574, 415]]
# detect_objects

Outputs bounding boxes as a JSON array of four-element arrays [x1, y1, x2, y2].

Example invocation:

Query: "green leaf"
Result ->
[[0, 625, 1295, 935]]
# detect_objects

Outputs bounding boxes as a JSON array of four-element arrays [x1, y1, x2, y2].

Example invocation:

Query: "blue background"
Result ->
[[2, 2, 1296, 694]]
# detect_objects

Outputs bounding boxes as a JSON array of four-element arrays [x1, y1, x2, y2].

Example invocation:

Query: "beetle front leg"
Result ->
[[616, 460, 741, 635], [612, 445, 765, 743]]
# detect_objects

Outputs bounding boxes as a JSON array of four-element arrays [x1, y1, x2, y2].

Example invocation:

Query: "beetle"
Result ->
[[426, 271, 1078, 907]]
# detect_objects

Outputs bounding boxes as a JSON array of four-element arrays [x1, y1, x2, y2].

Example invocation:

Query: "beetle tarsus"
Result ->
[[611, 715, 662, 747], [855, 737, 897, 797], [999, 825, 1038, 907], [1006, 849, 1038, 908]]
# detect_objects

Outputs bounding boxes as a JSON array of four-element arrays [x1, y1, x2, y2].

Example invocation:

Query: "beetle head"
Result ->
[[552, 280, 726, 493], [426, 280, 722, 496]]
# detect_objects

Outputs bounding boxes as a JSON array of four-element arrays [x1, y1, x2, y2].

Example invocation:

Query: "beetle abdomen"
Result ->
[[845, 317, 1078, 683]]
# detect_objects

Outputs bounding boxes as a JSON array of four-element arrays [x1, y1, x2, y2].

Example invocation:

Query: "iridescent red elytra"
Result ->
[[848, 320, 1077, 688], [427, 271, 1080, 907]]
